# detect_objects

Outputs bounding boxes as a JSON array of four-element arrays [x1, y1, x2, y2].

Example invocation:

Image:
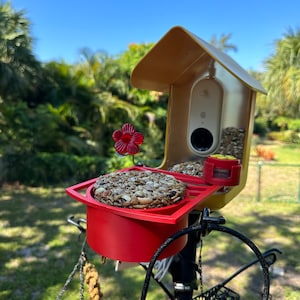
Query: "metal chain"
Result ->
[[79, 252, 86, 300], [197, 238, 204, 295], [56, 237, 87, 300]]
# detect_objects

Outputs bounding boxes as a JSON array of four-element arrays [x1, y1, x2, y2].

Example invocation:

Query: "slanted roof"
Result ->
[[131, 26, 266, 94]]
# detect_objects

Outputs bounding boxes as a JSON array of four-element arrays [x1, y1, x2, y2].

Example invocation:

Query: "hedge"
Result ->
[[0, 152, 108, 186]]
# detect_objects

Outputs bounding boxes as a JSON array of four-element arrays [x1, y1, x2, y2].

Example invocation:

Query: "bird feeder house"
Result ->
[[131, 26, 266, 210]]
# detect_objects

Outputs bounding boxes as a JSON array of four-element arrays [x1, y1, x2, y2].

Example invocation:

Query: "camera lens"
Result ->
[[190, 128, 213, 151]]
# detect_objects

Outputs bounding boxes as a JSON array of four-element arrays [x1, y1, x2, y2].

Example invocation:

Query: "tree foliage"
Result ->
[[260, 27, 300, 120], [0, 2, 42, 103], [209, 33, 238, 53]]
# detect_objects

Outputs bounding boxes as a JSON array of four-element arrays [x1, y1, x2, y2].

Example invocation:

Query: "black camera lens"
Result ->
[[190, 128, 213, 151]]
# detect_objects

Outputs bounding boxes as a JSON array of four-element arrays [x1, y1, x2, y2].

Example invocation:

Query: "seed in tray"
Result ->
[[169, 160, 204, 177], [93, 170, 186, 209], [168, 127, 245, 177]]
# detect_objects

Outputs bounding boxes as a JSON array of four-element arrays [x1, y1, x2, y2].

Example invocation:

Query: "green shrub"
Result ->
[[289, 119, 300, 132], [267, 130, 300, 144], [0, 150, 164, 186], [0, 152, 108, 186], [253, 117, 268, 137]]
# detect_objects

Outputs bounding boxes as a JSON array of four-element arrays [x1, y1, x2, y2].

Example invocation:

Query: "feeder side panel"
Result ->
[[160, 83, 192, 169], [216, 64, 251, 128], [194, 90, 257, 210]]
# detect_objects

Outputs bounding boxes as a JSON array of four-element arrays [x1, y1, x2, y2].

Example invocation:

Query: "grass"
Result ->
[[0, 142, 299, 299], [274, 143, 300, 164], [242, 142, 300, 203], [219, 199, 300, 299], [0, 185, 167, 300]]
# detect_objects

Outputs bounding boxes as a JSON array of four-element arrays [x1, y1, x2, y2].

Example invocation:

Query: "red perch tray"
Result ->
[[66, 166, 220, 262]]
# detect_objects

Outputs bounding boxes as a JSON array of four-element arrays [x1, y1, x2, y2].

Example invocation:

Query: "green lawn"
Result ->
[[220, 199, 300, 299], [0, 143, 299, 299]]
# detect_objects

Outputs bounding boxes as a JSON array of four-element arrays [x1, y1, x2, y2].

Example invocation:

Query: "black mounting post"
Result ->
[[169, 212, 201, 300]]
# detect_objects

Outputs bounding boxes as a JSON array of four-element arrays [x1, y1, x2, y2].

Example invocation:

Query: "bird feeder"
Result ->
[[131, 26, 266, 210]]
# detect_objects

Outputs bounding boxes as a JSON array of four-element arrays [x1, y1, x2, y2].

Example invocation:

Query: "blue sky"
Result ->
[[10, 0, 300, 71]]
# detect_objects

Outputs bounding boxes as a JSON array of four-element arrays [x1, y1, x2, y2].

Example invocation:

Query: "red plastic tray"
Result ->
[[66, 166, 220, 224]]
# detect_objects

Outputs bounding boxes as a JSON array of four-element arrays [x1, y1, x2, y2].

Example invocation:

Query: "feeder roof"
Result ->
[[131, 26, 267, 94]]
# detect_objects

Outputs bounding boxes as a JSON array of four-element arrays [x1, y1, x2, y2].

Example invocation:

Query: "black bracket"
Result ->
[[67, 215, 86, 233]]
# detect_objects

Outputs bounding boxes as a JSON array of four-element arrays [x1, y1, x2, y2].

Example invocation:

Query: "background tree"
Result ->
[[0, 2, 42, 105], [262, 27, 300, 120], [209, 33, 238, 53]]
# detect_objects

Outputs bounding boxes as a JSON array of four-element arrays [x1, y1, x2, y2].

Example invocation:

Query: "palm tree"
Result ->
[[209, 33, 238, 53], [0, 2, 41, 102], [72, 49, 142, 156], [263, 27, 300, 118]]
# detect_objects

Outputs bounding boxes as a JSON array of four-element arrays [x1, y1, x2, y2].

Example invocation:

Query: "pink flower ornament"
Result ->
[[112, 123, 144, 155]]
